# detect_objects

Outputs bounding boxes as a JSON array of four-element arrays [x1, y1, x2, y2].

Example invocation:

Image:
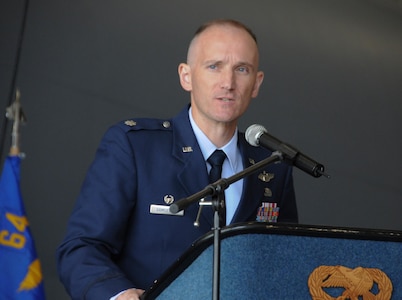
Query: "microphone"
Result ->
[[245, 124, 329, 178]]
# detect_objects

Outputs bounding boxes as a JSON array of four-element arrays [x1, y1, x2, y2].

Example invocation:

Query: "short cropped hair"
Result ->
[[193, 19, 258, 44]]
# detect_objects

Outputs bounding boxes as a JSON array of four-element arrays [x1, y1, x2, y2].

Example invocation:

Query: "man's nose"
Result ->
[[220, 70, 236, 90]]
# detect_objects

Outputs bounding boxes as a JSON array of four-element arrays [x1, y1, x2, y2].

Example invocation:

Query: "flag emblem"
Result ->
[[0, 155, 46, 299]]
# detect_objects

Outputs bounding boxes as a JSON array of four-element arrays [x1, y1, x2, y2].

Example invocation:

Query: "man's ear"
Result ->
[[178, 63, 192, 91], [251, 70, 264, 98]]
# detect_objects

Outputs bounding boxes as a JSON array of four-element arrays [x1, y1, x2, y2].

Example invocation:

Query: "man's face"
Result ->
[[179, 25, 264, 129]]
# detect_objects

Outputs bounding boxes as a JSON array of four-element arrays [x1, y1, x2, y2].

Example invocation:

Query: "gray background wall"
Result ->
[[1, 0, 402, 298]]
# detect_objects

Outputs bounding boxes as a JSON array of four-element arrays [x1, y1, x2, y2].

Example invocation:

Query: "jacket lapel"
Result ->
[[231, 134, 266, 223], [171, 106, 214, 226]]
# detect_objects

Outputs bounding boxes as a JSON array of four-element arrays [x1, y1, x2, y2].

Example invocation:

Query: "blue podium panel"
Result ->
[[143, 223, 402, 300]]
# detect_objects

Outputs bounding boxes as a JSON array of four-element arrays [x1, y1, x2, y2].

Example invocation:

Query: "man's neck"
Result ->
[[190, 110, 237, 148]]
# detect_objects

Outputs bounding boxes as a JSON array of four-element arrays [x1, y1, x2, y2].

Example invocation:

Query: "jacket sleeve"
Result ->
[[56, 125, 138, 300]]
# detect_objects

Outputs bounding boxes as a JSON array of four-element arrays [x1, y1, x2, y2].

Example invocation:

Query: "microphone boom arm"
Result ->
[[169, 151, 283, 214]]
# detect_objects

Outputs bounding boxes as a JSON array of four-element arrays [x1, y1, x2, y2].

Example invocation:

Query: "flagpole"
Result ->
[[6, 89, 26, 157], [0, 0, 30, 160]]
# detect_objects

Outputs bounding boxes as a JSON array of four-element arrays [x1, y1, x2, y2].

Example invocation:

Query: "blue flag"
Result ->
[[0, 155, 46, 299]]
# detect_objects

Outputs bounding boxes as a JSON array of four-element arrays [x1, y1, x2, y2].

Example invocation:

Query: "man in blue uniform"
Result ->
[[57, 19, 298, 300]]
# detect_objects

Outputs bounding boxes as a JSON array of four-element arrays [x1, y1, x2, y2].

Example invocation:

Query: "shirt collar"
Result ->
[[189, 107, 240, 171]]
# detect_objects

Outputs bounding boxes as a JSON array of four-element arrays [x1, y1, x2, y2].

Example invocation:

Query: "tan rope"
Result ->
[[308, 265, 393, 300]]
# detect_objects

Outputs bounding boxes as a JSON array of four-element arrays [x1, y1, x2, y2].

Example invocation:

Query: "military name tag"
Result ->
[[150, 204, 184, 216]]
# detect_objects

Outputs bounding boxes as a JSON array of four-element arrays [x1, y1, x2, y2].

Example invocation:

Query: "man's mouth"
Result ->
[[218, 97, 233, 102]]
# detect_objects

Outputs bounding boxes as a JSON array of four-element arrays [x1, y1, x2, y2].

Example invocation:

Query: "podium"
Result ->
[[142, 222, 402, 299]]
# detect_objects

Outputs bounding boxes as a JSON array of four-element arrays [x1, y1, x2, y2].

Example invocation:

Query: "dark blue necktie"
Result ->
[[207, 149, 227, 226], [207, 150, 227, 183]]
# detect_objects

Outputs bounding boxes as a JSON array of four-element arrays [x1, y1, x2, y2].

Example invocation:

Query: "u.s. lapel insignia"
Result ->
[[258, 171, 274, 182], [164, 194, 175, 204], [248, 158, 255, 165], [124, 120, 137, 126], [182, 146, 193, 153]]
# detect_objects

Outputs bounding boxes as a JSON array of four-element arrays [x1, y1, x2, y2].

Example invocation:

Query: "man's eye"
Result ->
[[208, 64, 217, 70], [237, 67, 248, 73]]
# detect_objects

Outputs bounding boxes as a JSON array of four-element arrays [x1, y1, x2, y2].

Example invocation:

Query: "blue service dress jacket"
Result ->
[[56, 105, 298, 300]]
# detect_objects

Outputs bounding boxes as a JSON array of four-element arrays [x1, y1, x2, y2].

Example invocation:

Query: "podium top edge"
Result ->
[[213, 222, 402, 243]]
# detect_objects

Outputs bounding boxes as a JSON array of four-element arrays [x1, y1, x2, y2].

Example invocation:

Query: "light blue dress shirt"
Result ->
[[189, 108, 244, 225]]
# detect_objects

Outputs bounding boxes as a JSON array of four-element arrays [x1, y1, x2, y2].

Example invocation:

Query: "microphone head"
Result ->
[[245, 124, 267, 147]]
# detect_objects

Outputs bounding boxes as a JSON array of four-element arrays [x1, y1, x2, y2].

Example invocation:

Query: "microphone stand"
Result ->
[[169, 151, 283, 300], [211, 189, 223, 300]]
